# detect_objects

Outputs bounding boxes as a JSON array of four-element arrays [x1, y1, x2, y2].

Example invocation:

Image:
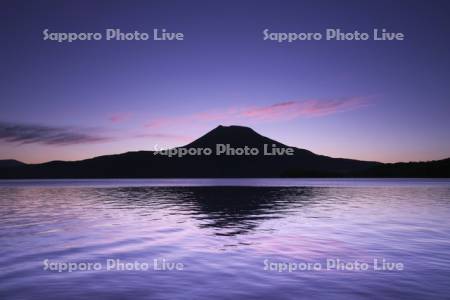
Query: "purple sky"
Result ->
[[1, 0, 450, 163]]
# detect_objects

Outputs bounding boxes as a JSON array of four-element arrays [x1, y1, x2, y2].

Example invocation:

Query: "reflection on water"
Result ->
[[0, 179, 450, 299], [171, 187, 318, 235]]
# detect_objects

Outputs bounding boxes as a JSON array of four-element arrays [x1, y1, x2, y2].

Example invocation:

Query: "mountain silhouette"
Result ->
[[186, 125, 287, 148], [0, 125, 449, 178], [0, 159, 26, 168]]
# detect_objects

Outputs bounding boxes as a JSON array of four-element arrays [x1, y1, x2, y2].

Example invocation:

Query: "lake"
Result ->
[[1, 179, 449, 299]]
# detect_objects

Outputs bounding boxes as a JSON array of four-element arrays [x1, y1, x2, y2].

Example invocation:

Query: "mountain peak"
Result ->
[[213, 124, 256, 132], [185, 125, 286, 148]]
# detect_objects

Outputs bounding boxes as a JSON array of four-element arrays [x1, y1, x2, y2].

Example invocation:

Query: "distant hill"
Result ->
[[0, 159, 26, 168], [0, 125, 448, 178], [358, 159, 450, 178]]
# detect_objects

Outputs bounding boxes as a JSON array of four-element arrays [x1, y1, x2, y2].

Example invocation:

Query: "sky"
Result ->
[[1, 0, 450, 164]]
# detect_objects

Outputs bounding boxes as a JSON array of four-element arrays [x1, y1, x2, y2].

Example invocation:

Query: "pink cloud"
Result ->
[[145, 97, 370, 129], [144, 116, 189, 129], [241, 101, 297, 120], [109, 113, 132, 123], [242, 97, 368, 120], [135, 133, 192, 142]]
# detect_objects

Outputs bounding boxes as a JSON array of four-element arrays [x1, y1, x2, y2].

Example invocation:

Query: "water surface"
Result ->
[[1, 179, 449, 299]]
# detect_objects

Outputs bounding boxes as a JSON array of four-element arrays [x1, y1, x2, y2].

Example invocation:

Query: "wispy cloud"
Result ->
[[0, 121, 112, 146], [241, 97, 368, 120], [145, 97, 369, 129], [134, 133, 192, 142], [109, 113, 132, 123]]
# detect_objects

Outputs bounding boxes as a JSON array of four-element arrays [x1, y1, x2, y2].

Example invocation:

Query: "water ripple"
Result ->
[[0, 179, 450, 299]]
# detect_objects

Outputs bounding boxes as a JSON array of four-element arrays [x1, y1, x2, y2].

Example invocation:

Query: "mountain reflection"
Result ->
[[99, 186, 324, 236]]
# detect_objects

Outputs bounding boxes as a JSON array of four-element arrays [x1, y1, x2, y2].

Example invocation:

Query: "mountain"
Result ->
[[359, 158, 450, 178], [0, 125, 448, 178], [0, 159, 26, 168], [186, 125, 287, 148]]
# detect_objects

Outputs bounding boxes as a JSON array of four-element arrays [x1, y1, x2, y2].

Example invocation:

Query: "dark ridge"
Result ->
[[358, 158, 450, 178], [0, 159, 26, 168], [0, 125, 448, 178]]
